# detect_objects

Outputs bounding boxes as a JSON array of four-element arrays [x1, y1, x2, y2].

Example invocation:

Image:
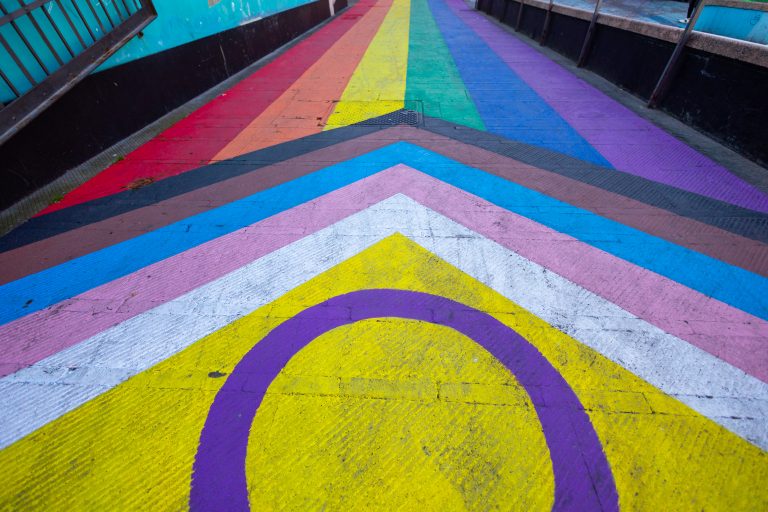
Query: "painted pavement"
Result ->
[[0, 0, 767, 509]]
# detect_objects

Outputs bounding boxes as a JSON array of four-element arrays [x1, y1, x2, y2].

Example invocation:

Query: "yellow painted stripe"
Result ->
[[0, 235, 765, 510], [324, 0, 411, 128]]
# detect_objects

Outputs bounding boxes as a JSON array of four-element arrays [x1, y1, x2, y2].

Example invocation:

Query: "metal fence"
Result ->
[[0, 0, 156, 145], [476, 0, 768, 107], [651, 0, 768, 106]]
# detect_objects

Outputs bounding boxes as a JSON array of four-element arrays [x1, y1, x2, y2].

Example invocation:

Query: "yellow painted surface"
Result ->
[[247, 319, 553, 510], [324, 0, 411, 128], [0, 235, 765, 510]]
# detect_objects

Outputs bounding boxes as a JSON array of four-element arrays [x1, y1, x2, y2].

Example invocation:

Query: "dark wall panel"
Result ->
[[490, 0, 507, 20], [477, 0, 492, 14], [663, 49, 768, 167], [584, 25, 673, 100], [518, 4, 546, 40], [544, 12, 588, 61], [502, 2, 520, 26]]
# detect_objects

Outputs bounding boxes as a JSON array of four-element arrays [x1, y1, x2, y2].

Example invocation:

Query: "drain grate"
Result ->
[[358, 109, 421, 126], [325, 101, 422, 128]]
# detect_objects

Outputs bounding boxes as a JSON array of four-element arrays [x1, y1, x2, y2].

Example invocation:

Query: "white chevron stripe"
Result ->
[[1, 194, 766, 450]]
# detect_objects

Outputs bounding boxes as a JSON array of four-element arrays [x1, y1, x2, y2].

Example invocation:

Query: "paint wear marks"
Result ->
[[213, 0, 394, 159], [0, 0, 767, 510], [35, 0, 381, 214], [325, 0, 411, 127], [192, 290, 618, 511], [1, 236, 765, 510]]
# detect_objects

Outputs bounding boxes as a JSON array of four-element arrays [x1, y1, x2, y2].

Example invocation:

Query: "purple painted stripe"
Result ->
[[190, 289, 619, 511], [444, 0, 768, 213]]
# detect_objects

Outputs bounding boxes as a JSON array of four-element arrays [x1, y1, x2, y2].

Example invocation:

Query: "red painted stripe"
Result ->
[[38, 1, 376, 216]]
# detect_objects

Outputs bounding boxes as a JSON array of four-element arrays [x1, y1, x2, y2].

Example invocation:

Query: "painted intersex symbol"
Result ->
[[191, 289, 618, 511]]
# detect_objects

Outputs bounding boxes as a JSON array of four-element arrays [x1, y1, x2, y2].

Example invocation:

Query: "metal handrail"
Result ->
[[577, 0, 603, 67], [477, 0, 767, 109], [649, 0, 768, 107], [0, 0, 157, 145]]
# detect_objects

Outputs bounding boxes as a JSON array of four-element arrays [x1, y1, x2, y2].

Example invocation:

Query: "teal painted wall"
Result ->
[[100, 0, 316, 69], [696, 5, 768, 45], [0, 0, 315, 103]]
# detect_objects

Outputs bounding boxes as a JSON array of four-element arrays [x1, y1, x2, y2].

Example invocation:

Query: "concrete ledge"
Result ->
[[599, 12, 768, 68]]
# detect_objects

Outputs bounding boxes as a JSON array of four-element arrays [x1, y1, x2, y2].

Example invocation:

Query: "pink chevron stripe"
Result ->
[[1, 165, 765, 381]]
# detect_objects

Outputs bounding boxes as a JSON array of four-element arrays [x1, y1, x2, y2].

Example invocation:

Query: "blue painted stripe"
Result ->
[[425, 0, 612, 168], [1, 142, 766, 325]]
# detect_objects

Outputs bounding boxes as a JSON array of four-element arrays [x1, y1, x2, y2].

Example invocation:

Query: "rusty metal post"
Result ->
[[540, 0, 555, 45], [515, 0, 525, 31], [648, 1, 706, 108], [577, 0, 603, 67]]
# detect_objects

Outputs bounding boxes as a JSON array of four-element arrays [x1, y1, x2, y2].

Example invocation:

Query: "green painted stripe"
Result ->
[[406, 0, 485, 130]]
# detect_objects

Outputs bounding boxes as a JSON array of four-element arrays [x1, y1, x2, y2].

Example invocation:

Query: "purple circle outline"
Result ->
[[191, 289, 618, 511]]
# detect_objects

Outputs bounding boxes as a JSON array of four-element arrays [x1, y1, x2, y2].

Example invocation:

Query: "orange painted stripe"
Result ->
[[213, 0, 394, 160]]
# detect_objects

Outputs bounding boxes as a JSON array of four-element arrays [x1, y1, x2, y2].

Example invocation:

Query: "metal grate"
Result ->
[[358, 109, 421, 126], [0, 0, 156, 145]]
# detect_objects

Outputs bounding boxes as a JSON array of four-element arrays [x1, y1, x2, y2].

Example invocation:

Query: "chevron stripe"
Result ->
[[2, 193, 766, 451], [2, 143, 768, 326], [3, 165, 766, 382]]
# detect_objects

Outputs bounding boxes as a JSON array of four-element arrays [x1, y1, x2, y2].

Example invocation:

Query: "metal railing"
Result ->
[[650, 0, 768, 106], [0, 0, 156, 145], [476, 0, 768, 109]]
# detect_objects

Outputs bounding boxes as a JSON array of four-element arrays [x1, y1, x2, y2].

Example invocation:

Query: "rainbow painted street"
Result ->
[[0, 0, 766, 510]]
